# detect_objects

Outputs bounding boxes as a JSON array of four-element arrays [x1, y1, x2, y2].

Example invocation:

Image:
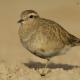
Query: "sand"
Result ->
[[0, 58, 80, 80], [0, 0, 80, 80]]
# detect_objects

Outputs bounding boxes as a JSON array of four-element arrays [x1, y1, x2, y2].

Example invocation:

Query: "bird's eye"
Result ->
[[29, 15, 33, 18]]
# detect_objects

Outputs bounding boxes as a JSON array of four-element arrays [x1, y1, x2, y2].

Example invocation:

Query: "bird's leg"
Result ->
[[45, 58, 50, 69], [41, 58, 50, 76]]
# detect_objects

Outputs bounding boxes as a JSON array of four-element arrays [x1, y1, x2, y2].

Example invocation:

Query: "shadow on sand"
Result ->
[[23, 61, 80, 70]]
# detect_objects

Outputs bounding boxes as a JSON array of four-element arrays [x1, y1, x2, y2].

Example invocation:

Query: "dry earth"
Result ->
[[0, 0, 80, 80]]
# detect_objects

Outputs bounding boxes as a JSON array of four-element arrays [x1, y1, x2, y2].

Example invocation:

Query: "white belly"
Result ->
[[29, 45, 71, 59]]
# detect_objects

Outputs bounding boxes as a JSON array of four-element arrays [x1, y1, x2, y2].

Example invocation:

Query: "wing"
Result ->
[[68, 34, 80, 46], [38, 18, 80, 47]]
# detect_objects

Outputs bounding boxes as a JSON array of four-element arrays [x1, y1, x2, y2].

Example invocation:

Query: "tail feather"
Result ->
[[69, 34, 80, 46]]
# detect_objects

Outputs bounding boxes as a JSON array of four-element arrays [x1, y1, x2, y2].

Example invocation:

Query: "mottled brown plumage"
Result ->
[[18, 10, 80, 59], [18, 10, 80, 75]]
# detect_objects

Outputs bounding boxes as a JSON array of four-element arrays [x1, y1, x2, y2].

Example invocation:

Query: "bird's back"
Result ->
[[38, 18, 80, 47]]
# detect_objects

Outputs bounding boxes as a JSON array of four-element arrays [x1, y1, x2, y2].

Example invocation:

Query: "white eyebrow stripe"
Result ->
[[28, 13, 38, 17]]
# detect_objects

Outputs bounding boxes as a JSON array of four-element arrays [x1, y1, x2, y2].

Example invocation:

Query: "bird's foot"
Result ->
[[40, 68, 51, 76]]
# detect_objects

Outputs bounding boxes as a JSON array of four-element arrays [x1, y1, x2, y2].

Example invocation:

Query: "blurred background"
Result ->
[[0, 0, 80, 65]]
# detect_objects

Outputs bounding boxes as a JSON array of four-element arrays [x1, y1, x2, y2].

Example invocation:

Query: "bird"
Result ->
[[18, 10, 80, 75]]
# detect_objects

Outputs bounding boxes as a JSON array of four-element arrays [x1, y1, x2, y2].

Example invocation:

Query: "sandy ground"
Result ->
[[0, 0, 80, 80]]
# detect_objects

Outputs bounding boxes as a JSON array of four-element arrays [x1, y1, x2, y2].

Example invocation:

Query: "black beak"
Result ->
[[18, 19, 24, 23]]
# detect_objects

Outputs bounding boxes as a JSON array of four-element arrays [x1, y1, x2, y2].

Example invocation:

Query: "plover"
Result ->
[[18, 10, 80, 75]]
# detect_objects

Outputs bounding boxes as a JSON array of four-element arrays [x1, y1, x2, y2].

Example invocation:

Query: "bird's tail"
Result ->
[[69, 34, 80, 46]]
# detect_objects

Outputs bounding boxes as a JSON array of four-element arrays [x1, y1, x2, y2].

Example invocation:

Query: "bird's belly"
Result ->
[[33, 45, 71, 59], [19, 30, 71, 59], [32, 50, 60, 59], [20, 38, 71, 59]]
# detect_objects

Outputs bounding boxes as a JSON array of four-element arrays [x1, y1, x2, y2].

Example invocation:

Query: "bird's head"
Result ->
[[18, 10, 40, 24]]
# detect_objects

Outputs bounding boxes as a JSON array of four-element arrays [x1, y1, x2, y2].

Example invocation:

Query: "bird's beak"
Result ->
[[17, 19, 24, 23]]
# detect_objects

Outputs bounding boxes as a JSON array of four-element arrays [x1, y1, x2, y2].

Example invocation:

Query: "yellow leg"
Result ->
[[41, 58, 50, 76]]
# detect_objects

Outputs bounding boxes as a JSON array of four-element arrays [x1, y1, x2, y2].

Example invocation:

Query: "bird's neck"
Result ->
[[18, 20, 38, 39]]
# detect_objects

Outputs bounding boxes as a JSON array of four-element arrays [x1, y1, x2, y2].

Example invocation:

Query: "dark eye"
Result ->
[[29, 15, 33, 18]]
